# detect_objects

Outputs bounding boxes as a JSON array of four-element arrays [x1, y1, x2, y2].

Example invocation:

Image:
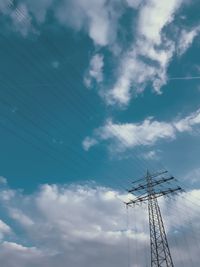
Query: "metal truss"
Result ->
[[126, 170, 182, 267]]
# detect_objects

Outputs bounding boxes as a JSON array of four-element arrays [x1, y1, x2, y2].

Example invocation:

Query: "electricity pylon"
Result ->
[[126, 170, 182, 267]]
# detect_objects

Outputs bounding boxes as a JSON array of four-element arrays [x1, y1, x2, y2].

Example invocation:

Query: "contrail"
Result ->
[[169, 76, 200, 80]]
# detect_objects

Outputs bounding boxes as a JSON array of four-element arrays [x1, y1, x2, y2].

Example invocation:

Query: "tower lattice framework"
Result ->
[[126, 170, 182, 267]]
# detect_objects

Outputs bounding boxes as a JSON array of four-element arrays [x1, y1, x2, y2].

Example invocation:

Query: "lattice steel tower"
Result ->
[[126, 170, 182, 267]]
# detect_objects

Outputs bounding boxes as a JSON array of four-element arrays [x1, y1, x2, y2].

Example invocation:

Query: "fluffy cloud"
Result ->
[[138, 0, 182, 44], [174, 108, 200, 132], [106, 52, 158, 105], [106, 0, 184, 105], [1, 0, 123, 46], [9, 208, 34, 227], [1, 0, 199, 106], [98, 118, 175, 149], [125, 0, 142, 9], [100, 1, 199, 107], [0, 1, 34, 36], [141, 150, 160, 160], [0, 183, 148, 267], [82, 136, 98, 151], [0, 181, 199, 267], [56, 0, 124, 46], [177, 26, 200, 56], [0, 242, 44, 267], [10, 3, 34, 36], [84, 54, 104, 88], [83, 108, 200, 151], [0, 220, 11, 240]]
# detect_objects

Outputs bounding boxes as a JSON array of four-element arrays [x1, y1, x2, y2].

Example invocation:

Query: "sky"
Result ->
[[0, 0, 200, 266]]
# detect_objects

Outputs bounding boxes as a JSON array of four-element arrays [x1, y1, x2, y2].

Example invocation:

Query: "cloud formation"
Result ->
[[0, 180, 199, 267], [1, 0, 123, 46], [84, 54, 104, 88], [83, 108, 200, 151], [106, 0, 185, 105], [177, 26, 200, 56], [1, 0, 199, 106], [82, 136, 98, 151]]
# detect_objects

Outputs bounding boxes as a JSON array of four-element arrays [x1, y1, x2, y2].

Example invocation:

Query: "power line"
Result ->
[[169, 76, 200, 81]]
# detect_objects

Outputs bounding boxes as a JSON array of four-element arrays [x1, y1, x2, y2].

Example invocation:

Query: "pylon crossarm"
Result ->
[[126, 170, 183, 267], [126, 187, 182, 206], [128, 176, 175, 193]]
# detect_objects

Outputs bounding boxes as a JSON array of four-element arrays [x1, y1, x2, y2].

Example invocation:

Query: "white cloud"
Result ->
[[98, 118, 175, 149], [106, 0, 183, 105], [84, 54, 104, 88], [125, 0, 142, 8], [1, 0, 53, 31], [9, 208, 34, 227], [82, 136, 98, 151], [0, 189, 15, 201], [3, 242, 30, 251], [105, 1, 200, 106], [0, 181, 199, 266], [161, 190, 200, 230], [0, 183, 149, 266], [142, 150, 160, 160], [0, 221, 11, 234], [0, 242, 44, 267], [9, 3, 34, 37], [1, 0, 198, 107], [174, 108, 200, 132], [54, 0, 122, 46], [0, 220, 11, 240], [105, 40, 175, 105], [1, 0, 123, 46], [177, 26, 200, 56], [138, 0, 182, 44], [106, 52, 157, 105], [83, 108, 200, 151]]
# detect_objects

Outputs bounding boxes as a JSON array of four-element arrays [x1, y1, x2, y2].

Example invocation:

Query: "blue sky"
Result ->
[[0, 0, 200, 191], [0, 0, 199, 266]]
